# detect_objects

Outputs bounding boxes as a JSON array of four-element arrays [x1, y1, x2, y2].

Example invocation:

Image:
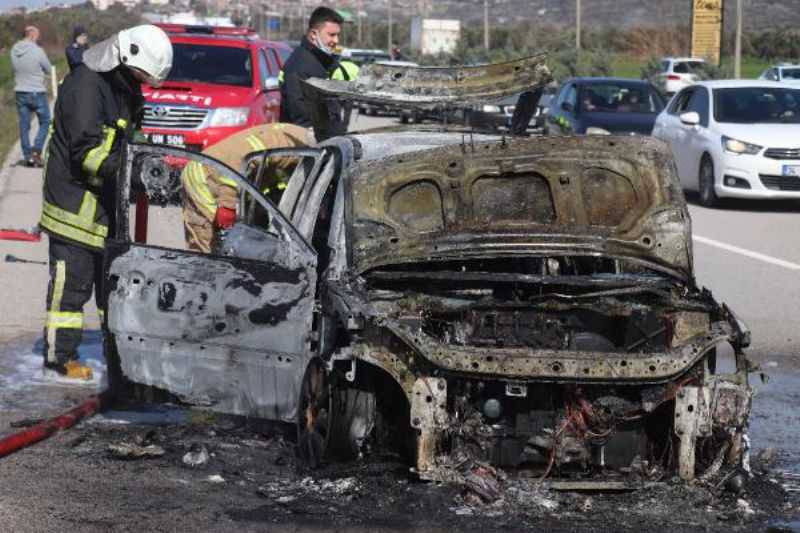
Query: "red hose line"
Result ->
[[0, 230, 41, 242], [0, 391, 110, 459]]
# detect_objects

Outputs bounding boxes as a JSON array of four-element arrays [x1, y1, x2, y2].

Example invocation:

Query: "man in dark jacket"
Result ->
[[279, 6, 347, 141], [39, 24, 172, 379], [65, 26, 88, 71]]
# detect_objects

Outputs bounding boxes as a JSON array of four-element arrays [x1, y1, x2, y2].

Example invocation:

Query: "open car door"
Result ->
[[104, 144, 317, 422]]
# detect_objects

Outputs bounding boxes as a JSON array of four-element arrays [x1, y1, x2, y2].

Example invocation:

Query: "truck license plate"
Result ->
[[782, 165, 800, 177]]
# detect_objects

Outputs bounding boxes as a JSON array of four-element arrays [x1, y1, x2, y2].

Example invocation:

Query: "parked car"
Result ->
[[652, 80, 800, 207], [462, 87, 554, 132], [140, 24, 290, 152], [758, 63, 800, 84], [545, 78, 666, 136], [104, 56, 751, 488], [656, 57, 706, 95]]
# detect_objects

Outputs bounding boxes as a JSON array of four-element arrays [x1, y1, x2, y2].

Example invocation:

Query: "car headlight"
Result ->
[[722, 136, 762, 155], [208, 107, 250, 127], [586, 126, 611, 135], [482, 104, 501, 113]]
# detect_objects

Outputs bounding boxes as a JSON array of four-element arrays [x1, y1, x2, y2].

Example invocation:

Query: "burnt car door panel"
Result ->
[[105, 144, 317, 422]]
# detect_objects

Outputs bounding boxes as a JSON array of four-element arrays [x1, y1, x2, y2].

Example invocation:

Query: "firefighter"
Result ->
[[180, 123, 313, 253], [39, 25, 172, 379]]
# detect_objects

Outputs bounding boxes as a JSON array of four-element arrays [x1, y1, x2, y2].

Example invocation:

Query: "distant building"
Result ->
[[410, 18, 460, 56], [90, 0, 142, 10]]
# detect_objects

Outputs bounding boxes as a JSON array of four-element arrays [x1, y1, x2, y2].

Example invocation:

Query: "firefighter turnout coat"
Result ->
[[39, 65, 142, 250], [180, 123, 312, 253]]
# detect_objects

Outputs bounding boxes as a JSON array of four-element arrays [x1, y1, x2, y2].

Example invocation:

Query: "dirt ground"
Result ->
[[0, 334, 798, 533]]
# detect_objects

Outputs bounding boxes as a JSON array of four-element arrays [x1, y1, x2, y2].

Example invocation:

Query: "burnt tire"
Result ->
[[327, 385, 376, 460], [698, 155, 720, 208], [297, 359, 331, 468], [296, 359, 376, 467]]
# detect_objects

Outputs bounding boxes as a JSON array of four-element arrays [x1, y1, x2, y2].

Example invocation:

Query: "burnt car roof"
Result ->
[[343, 133, 692, 280]]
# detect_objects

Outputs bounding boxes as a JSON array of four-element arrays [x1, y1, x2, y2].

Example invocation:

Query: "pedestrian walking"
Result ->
[[10, 26, 52, 168], [279, 6, 350, 141], [39, 25, 172, 379], [180, 123, 312, 253], [65, 25, 89, 71]]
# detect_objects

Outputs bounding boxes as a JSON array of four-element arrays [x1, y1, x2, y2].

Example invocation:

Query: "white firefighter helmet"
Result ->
[[118, 25, 172, 86], [83, 24, 172, 87]]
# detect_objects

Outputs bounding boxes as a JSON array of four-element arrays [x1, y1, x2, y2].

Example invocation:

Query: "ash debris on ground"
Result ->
[[23, 403, 792, 532]]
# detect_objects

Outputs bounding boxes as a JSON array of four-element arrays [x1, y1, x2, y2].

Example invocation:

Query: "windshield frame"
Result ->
[[712, 86, 800, 124]]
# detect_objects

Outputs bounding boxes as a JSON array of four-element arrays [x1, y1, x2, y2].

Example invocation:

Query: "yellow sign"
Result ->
[[691, 0, 724, 65]]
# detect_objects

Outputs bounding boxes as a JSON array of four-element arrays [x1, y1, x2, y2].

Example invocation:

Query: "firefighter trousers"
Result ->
[[43, 237, 104, 366]]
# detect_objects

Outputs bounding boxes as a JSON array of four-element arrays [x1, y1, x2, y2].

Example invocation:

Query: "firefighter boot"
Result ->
[[44, 359, 94, 381]]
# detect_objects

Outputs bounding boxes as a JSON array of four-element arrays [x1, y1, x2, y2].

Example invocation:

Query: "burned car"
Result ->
[[103, 55, 752, 488]]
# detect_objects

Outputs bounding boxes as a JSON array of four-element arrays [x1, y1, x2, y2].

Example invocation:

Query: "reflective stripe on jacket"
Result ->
[[331, 61, 359, 81], [179, 123, 312, 220], [39, 65, 142, 250]]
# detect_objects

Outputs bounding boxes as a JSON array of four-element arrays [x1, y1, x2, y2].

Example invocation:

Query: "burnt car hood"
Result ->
[[347, 135, 692, 280], [303, 54, 552, 110]]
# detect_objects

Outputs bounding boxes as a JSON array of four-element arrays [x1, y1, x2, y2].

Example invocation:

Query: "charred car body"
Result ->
[[103, 55, 752, 488]]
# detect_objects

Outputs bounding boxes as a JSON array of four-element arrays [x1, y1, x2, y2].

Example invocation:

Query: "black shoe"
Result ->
[[30, 152, 44, 168]]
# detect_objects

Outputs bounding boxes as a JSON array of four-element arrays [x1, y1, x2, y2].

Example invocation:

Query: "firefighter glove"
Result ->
[[214, 206, 236, 229]]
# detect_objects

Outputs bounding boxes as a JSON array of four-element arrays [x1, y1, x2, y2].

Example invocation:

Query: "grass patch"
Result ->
[[0, 55, 18, 164], [612, 54, 772, 80], [611, 55, 644, 79]]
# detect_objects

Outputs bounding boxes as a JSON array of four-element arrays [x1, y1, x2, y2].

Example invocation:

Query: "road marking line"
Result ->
[[693, 235, 800, 271]]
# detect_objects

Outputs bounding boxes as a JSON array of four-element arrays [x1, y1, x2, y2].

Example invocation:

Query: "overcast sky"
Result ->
[[0, 0, 84, 12]]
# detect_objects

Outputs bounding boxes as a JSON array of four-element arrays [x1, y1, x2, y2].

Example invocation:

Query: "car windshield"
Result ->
[[579, 83, 664, 114], [167, 44, 252, 87], [714, 87, 800, 123], [781, 68, 800, 80]]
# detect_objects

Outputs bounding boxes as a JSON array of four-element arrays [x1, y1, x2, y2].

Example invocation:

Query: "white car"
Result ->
[[652, 80, 800, 207], [657, 57, 706, 95], [758, 64, 800, 84]]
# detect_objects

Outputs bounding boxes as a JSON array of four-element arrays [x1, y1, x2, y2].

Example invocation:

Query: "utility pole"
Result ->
[[576, 0, 581, 50], [734, 0, 743, 78], [388, 0, 393, 54], [357, 0, 362, 44], [483, 0, 489, 50]]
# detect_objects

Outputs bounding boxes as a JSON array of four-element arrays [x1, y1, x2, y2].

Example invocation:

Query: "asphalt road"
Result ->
[[687, 197, 800, 365]]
